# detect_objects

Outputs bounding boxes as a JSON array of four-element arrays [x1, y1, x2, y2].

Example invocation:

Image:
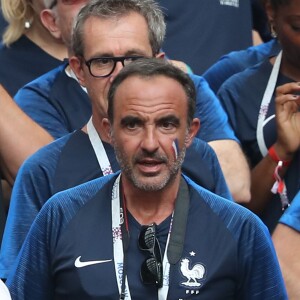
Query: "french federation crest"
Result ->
[[180, 258, 205, 287]]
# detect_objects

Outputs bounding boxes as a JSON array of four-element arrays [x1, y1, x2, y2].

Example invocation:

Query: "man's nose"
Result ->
[[141, 127, 159, 153]]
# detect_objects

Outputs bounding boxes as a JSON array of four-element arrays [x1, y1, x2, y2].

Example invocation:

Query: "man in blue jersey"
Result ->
[[6, 58, 286, 300], [0, 0, 231, 281]]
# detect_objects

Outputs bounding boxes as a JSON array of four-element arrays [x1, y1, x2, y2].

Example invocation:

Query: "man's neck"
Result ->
[[122, 174, 181, 225]]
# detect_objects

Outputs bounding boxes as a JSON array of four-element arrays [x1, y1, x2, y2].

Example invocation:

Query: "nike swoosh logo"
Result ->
[[74, 256, 112, 268]]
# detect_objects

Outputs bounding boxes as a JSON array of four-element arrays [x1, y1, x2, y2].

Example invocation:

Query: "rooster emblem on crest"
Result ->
[[180, 258, 205, 287]]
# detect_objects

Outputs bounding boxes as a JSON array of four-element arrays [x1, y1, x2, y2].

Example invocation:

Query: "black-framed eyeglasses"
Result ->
[[84, 56, 145, 78], [48, 0, 86, 9], [138, 223, 163, 288]]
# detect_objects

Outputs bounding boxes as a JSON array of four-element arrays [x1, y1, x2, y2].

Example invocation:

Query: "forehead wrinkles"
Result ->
[[82, 14, 151, 56], [124, 102, 179, 116]]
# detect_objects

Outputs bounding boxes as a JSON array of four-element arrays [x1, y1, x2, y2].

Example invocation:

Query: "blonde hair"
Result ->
[[1, 0, 35, 46]]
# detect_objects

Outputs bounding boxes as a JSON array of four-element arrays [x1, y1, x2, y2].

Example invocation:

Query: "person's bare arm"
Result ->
[[246, 83, 300, 214], [208, 139, 251, 203], [272, 224, 300, 299], [0, 85, 53, 185], [248, 144, 291, 213]]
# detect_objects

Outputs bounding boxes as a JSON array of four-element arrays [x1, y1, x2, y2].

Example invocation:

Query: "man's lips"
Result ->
[[136, 158, 164, 173], [139, 158, 163, 164]]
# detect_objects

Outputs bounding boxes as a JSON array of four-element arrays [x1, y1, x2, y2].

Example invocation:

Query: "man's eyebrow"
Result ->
[[157, 115, 180, 125], [125, 50, 148, 56], [120, 115, 180, 126], [87, 50, 147, 59], [120, 115, 142, 126]]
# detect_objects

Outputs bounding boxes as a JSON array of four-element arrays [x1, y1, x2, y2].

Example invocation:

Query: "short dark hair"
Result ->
[[107, 58, 196, 126]]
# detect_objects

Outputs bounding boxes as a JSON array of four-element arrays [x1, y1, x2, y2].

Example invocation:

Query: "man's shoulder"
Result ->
[[19, 63, 67, 93], [13, 63, 67, 106], [187, 138, 213, 155], [188, 73, 221, 103], [188, 73, 207, 88], [183, 139, 219, 192], [51, 130, 103, 193], [19, 130, 92, 178], [19, 132, 74, 173], [42, 173, 118, 218], [186, 176, 265, 229], [30, 174, 118, 238], [14, 62, 91, 139], [188, 74, 219, 105]]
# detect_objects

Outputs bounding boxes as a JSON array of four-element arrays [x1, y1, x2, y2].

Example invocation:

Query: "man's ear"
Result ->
[[185, 118, 200, 147], [102, 118, 113, 144], [40, 9, 62, 40], [69, 56, 87, 87]]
